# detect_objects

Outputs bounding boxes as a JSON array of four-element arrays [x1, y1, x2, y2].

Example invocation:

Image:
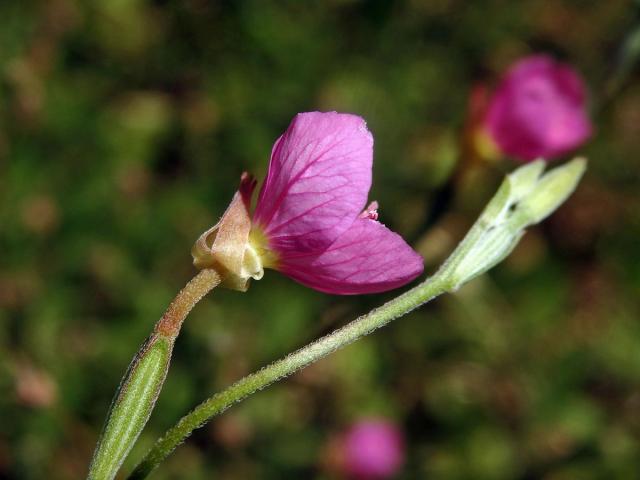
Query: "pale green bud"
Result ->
[[439, 158, 586, 289]]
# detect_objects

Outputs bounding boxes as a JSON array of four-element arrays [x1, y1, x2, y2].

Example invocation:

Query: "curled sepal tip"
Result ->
[[191, 172, 264, 291]]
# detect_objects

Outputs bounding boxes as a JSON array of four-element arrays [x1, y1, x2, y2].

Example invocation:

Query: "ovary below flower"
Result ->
[[193, 111, 424, 295]]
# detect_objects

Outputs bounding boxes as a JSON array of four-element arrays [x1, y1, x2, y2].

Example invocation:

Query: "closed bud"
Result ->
[[439, 158, 586, 288], [518, 157, 586, 225]]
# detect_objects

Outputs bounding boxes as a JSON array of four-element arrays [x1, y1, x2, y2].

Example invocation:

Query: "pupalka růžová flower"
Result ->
[[192, 111, 424, 294], [481, 55, 592, 162], [341, 419, 405, 479]]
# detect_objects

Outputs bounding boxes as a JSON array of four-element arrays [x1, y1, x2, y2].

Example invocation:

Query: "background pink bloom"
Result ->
[[342, 419, 405, 479], [252, 112, 424, 295], [484, 55, 592, 161]]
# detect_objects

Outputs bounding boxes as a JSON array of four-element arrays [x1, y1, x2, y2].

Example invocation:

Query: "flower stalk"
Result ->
[[127, 158, 586, 479], [128, 272, 451, 480], [87, 269, 221, 480]]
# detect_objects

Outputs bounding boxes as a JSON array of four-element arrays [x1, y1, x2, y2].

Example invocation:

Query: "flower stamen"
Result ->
[[359, 201, 379, 220]]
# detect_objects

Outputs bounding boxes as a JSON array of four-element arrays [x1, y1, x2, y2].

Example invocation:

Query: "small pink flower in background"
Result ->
[[195, 111, 424, 294], [341, 418, 405, 479], [483, 55, 592, 161]]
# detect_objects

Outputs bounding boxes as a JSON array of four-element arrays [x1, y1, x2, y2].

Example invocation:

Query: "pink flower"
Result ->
[[483, 55, 592, 161], [342, 419, 405, 479], [193, 112, 424, 295]]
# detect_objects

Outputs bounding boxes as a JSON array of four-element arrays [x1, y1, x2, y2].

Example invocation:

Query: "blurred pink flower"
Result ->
[[483, 55, 592, 161], [342, 419, 405, 479], [246, 111, 424, 294]]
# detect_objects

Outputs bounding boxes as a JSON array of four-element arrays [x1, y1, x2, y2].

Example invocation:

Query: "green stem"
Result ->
[[128, 272, 452, 479], [154, 268, 223, 339], [87, 269, 222, 480], [127, 159, 586, 479]]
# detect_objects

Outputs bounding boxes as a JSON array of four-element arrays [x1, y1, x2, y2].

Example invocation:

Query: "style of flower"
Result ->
[[341, 419, 405, 479], [482, 55, 592, 161], [192, 111, 424, 294]]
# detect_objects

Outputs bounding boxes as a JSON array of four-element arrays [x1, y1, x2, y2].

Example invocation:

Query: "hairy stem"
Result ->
[[154, 268, 223, 339], [87, 268, 222, 480], [127, 159, 585, 479], [128, 272, 451, 479]]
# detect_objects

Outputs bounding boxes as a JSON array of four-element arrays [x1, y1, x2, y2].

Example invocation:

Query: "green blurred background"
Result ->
[[2, 1, 640, 478]]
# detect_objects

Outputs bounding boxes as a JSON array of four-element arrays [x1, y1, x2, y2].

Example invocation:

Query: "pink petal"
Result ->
[[278, 218, 424, 295], [485, 55, 592, 161], [253, 112, 373, 255], [343, 419, 405, 479]]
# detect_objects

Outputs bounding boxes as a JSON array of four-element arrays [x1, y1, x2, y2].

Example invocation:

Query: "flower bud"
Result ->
[[517, 157, 586, 225], [439, 158, 586, 288]]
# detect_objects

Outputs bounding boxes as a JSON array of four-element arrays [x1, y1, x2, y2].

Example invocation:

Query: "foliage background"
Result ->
[[1, 1, 640, 478]]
